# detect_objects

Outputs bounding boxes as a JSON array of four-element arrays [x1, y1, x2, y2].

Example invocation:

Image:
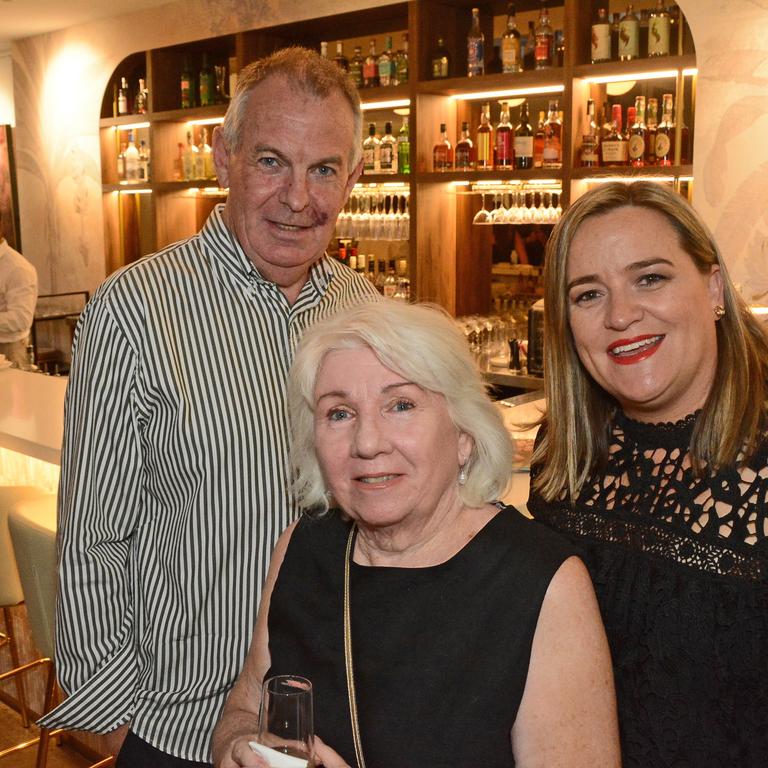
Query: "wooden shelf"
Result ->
[[571, 164, 693, 180], [417, 68, 565, 97], [151, 105, 227, 123], [573, 53, 697, 80], [415, 168, 563, 184], [99, 114, 151, 128]]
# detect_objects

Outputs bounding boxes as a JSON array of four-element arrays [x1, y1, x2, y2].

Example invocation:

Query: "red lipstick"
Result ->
[[607, 334, 664, 366]]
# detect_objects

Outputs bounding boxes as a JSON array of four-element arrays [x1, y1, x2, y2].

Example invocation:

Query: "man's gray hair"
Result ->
[[219, 46, 362, 167]]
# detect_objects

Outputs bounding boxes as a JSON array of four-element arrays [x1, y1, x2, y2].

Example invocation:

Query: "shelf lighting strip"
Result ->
[[114, 122, 150, 131], [360, 99, 411, 111], [584, 69, 680, 84], [581, 175, 686, 183], [118, 187, 152, 194], [451, 84, 564, 102], [188, 117, 225, 126]]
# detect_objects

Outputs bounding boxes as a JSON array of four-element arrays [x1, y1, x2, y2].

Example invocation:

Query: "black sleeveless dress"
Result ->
[[267, 505, 578, 768], [529, 412, 768, 767]]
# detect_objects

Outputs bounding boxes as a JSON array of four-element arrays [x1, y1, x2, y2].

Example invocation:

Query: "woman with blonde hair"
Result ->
[[529, 180, 768, 767]]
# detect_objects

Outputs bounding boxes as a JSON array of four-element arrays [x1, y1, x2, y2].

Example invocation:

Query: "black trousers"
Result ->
[[115, 731, 212, 768]]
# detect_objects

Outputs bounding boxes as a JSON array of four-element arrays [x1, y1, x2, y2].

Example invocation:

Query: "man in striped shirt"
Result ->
[[43, 48, 377, 767]]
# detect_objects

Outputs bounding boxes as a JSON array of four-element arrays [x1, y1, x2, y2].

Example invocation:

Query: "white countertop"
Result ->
[[0, 369, 67, 465]]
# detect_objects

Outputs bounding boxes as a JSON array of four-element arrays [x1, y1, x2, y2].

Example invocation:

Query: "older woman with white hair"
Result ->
[[212, 300, 620, 768]]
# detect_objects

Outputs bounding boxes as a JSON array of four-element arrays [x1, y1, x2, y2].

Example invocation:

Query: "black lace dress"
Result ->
[[528, 411, 768, 768]]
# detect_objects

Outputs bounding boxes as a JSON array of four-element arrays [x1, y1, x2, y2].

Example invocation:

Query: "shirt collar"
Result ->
[[201, 203, 333, 300]]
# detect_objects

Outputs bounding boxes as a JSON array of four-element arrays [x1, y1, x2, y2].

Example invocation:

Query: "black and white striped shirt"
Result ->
[[42, 205, 377, 761]]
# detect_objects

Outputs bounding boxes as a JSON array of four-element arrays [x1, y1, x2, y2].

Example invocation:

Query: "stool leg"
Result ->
[[35, 660, 58, 768], [3, 606, 30, 728]]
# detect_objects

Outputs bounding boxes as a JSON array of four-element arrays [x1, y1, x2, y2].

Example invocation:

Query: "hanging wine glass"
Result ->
[[472, 192, 491, 225]]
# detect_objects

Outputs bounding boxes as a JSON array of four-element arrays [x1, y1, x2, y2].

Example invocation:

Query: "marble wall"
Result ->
[[5, 0, 768, 300]]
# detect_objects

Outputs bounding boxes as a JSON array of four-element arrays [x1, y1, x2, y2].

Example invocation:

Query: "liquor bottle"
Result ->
[[379, 121, 397, 173], [374, 259, 388, 294], [599, 105, 613, 143], [199, 53, 216, 107], [383, 260, 398, 297], [349, 47, 364, 89], [363, 40, 379, 88], [655, 93, 675, 166], [138, 139, 150, 181], [476, 104, 493, 170], [648, 0, 671, 57], [495, 102, 514, 169], [628, 96, 647, 167], [378, 37, 395, 86], [600, 104, 628, 166], [542, 100, 562, 169], [534, 2, 554, 69], [180, 57, 193, 108], [173, 142, 184, 181], [580, 98, 599, 167], [467, 7, 485, 77], [514, 101, 534, 170], [618, 5, 640, 61], [135, 78, 148, 114], [200, 128, 214, 178], [591, 7, 611, 63], [501, 3, 522, 74], [396, 33, 409, 84], [320, 41, 329, 60], [183, 130, 198, 180], [646, 97, 659, 165], [363, 123, 379, 173], [533, 110, 546, 167], [455, 121, 474, 170], [124, 130, 140, 182], [118, 77, 129, 115], [625, 106, 636, 143], [554, 31, 565, 67], [117, 140, 127, 182], [397, 117, 410, 173], [523, 21, 536, 70], [228, 56, 239, 101], [433, 123, 453, 171], [432, 37, 450, 79], [334, 41, 349, 72]]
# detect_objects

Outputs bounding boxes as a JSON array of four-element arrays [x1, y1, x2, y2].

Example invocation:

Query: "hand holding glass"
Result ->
[[249, 675, 315, 768]]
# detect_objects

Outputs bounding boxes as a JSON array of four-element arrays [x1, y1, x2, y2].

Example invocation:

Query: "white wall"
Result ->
[[0, 52, 15, 126]]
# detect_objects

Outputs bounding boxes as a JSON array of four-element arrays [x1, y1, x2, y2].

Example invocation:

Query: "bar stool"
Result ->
[[5, 496, 113, 768], [0, 486, 50, 728]]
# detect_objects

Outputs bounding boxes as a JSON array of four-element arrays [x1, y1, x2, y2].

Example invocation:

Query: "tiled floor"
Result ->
[[0, 700, 93, 767]]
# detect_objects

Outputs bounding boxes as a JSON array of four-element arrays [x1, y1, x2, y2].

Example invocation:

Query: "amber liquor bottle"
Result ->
[[655, 93, 675, 166], [580, 98, 599, 167], [628, 96, 648, 167], [455, 122, 475, 170], [476, 104, 494, 170], [600, 104, 628, 166], [433, 123, 454, 171], [541, 99, 562, 169], [646, 97, 659, 165]]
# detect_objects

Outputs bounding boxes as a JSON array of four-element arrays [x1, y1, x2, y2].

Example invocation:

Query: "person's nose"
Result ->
[[279, 167, 310, 212], [352, 411, 389, 459], [604, 288, 643, 331]]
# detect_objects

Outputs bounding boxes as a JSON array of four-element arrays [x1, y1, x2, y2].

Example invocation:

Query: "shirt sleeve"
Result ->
[[41, 292, 143, 732], [0, 263, 37, 335]]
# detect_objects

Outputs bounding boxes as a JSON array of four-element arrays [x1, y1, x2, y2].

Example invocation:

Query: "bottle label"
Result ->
[[363, 61, 377, 79], [648, 17, 671, 56], [432, 57, 448, 78], [467, 40, 484, 76], [655, 132, 672, 159], [455, 145, 472, 170], [501, 38, 521, 72], [378, 58, 392, 86], [496, 130, 513, 166], [581, 135, 598, 165], [591, 23, 611, 62], [534, 34, 551, 65], [380, 144, 393, 170], [514, 135, 533, 159], [602, 140, 628, 163], [628, 134, 646, 160], [476, 133, 492, 167], [363, 147, 375, 170], [618, 20, 639, 58]]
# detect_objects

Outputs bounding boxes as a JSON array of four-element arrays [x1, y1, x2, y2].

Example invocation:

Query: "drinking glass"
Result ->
[[472, 193, 491, 224], [250, 675, 315, 767]]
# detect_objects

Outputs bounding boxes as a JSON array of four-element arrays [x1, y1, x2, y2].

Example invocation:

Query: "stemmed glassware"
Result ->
[[472, 192, 492, 224]]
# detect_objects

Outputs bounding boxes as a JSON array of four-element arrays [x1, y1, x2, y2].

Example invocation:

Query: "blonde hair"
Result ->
[[534, 181, 768, 501], [288, 300, 514, 513]]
